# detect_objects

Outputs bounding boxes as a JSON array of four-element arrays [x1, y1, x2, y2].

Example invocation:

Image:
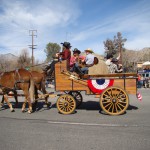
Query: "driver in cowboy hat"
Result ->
[[60, 42, 71, 62], [45, 41, 71, 78], [60, 42, 71, 69], [80, 48, 95, 74]]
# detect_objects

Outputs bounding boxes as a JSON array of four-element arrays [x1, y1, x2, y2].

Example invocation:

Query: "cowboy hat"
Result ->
[[73, 48, 81, 54], [85, 48, 94, 53], [61, 42, 72, 48], [106, 53, 113, 59], [111, 58, 118, 62]]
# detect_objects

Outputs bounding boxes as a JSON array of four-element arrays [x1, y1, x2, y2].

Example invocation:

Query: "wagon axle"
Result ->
[[112, 98, 117, 103]]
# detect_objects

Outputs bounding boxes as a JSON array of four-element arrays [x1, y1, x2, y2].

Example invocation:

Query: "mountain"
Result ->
[[0, 53, 18, 61], [124, 47, 150, 62]]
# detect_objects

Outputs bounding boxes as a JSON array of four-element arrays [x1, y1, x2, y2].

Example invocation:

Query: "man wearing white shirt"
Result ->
[[81, 48, 94, 74]]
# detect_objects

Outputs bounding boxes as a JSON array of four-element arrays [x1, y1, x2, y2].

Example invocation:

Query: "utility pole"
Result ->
[[29, 30, 37, 67]]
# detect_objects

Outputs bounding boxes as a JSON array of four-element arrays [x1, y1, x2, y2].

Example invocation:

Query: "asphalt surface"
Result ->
[[0, 88, 150, 150]]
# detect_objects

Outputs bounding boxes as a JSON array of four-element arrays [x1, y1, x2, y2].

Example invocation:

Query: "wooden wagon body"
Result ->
[[54, 60, 137, 115]]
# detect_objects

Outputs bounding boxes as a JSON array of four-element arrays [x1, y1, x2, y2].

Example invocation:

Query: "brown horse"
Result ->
[[1, 71, 51, 110], [0, 69, 34, 113], [31, 71, 51, 107], [20, 71, 51, 109]]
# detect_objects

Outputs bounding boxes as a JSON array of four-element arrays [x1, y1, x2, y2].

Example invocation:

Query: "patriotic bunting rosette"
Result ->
[[87, 79, 114, 94]]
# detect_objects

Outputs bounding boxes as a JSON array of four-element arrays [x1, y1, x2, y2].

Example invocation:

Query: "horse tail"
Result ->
[[29, 76, 35, 103]]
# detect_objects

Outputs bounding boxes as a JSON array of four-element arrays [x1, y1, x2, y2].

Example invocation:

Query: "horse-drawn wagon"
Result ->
[[53, 60, 137, 115], [0, 59, 138, 116]]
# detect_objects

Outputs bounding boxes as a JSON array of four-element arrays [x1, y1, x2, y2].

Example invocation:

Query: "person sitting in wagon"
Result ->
[[105, 53, 123, 73], [72, 48, 95, 75], [69, 48, 95, 75], [105, 53, 113, 68], [70, 48, 85, 73], [105, 53, 122, 73], [45, 42, 71, 78], [110, 58, 123, 73], [80, 48, 95, 74]]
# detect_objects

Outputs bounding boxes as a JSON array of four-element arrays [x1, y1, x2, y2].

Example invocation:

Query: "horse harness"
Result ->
[[14, 69, 31, 90], [0, 69, 30, 92]]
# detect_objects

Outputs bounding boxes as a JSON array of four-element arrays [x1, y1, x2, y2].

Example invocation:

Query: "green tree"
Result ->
[[44, 42, 61, 62]]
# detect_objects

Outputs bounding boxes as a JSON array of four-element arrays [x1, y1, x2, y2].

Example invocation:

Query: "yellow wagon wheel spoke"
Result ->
[[104, 101, 112, 108], [111, 103, 115, 113], [100, 87, 129, 115], [102, 101, 111, 104], [117, 102, 126, 108], [118, 101, 127, 104], [56, 94, 76, 115], [107, 103, 113, 112], [114, 103, 118, 113], [116, 103, 122, 111]]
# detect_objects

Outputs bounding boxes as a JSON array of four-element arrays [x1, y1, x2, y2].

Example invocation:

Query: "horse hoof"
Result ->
[[28, 110, 32, 114], [11, 108, 15, 112], [22, 109, 25, 113], [0, 103, 4, 108]]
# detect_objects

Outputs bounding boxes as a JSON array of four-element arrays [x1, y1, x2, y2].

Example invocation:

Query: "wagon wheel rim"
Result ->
[[68, 91, 83, 108], [56, 94, 76, 115], [100, 87, 129, 115]]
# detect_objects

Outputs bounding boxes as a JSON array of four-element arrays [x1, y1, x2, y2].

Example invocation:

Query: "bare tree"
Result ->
[[17, 49, 31, 68], [0, 55, 18, 72]]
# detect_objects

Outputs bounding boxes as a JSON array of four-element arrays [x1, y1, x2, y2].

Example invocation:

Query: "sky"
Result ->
[[0, 0, 150, 62]]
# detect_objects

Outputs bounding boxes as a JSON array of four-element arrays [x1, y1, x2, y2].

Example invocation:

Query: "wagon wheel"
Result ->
[[100, 87, 129, 115], [56, 94, 76, 115], [68, 91, 83, 108]]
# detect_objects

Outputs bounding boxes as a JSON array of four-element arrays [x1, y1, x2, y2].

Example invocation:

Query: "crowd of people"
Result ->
[[137, 74, 150, 88], [45, 41, 123, 80]]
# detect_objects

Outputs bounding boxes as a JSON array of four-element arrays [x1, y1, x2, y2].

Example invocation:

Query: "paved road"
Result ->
[[0, 88, 150, 150]]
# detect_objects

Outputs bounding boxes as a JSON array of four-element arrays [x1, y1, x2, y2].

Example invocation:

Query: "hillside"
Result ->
[[0, 48, 150, 72], [0, 53, 19, 72], [1, 48, 150, 63], [123, 47, 150, 62], [0, 53, 18, 61]]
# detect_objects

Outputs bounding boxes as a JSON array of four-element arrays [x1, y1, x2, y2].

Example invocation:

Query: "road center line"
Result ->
[[47, 121, 143, 127]]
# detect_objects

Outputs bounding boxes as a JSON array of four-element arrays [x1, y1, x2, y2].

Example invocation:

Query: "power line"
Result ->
[[29, 30, 37, 67]]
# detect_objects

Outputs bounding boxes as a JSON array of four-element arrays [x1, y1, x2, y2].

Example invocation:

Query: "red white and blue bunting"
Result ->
[[87, 79, 114, 94]]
